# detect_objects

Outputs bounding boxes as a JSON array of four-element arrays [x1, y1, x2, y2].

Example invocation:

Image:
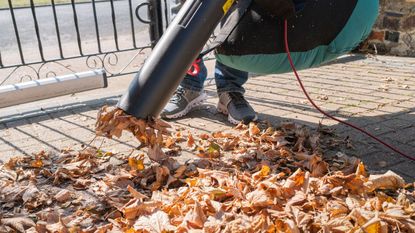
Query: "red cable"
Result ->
[[187, 58, 202, 76], [283, 20, 415, 161]]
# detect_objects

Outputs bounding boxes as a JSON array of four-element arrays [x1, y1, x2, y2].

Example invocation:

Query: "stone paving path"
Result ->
[[0, 54, 414, 181]]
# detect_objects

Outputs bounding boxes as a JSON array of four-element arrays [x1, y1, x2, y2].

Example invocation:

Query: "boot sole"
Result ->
[[163, 93, 208, 119]]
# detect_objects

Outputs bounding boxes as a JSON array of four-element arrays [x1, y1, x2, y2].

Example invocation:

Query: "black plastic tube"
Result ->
[[118, 0, 233, 119]]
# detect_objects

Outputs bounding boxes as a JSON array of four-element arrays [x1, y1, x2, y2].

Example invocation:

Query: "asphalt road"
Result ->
[[0, 0, 151, 65]]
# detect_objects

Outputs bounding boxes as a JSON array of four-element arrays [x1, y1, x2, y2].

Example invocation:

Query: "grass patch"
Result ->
[[0, 0, 94, 9]]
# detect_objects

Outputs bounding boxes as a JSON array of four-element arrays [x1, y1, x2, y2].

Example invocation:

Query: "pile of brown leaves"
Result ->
[[0, 106, 414, 233], [95, 106, 171, 162]]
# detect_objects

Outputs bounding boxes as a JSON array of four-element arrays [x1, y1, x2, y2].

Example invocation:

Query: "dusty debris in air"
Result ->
[[0, 106, 414, 232]]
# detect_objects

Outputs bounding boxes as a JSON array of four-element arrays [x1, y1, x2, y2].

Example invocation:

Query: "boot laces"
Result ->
[[171, 87, 186, 104], [228, 92, 248, 109]]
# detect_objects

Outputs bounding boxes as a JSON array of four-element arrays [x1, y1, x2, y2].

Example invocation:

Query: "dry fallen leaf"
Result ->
[[187, 131, 195, 148], [0, 217, 36, 233], [249, 122, 261, 136], [182, 201, 207, 229], [129, 155, 145, 171], [54, 189, 72, 203], [365, 171, 406, 192], [253, 165, 271, 180], [45, 217, 69, 233], [127, 185, 148, 200], [148, 144, 168, 162], [30, 159, 43, 168], [133, 210, 176, 232]]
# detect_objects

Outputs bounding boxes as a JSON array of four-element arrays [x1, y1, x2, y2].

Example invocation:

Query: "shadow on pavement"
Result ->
[[260, 107, 414, 178]]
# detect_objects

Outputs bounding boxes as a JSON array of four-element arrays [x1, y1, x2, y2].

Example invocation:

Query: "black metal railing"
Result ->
[[0, 0, 167, 85]]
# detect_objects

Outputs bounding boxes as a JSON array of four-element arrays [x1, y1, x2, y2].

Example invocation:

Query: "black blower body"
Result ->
[[117, 0, 234, 119]]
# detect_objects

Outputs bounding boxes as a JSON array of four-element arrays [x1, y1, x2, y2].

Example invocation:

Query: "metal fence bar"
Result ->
[[51, 0, 64, 59], [163, 0, 168, 29], [70, 0, 83, 55], [148, 0, 164, 47], [30, 0, 45, 61], [91, 0, 103, 53], [128, 0, 137, 48], [109, 0, 119, 50], [8, 0, 25, 64], [155, 0, 164, 39], [1, 0, 167, 82]]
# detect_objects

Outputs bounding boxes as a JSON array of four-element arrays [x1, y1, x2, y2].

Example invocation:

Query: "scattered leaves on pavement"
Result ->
[[0, 106, 413, 232]]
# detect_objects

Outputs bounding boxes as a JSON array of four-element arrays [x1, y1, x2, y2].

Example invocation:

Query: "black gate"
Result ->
[[0, 0, 167, 86]]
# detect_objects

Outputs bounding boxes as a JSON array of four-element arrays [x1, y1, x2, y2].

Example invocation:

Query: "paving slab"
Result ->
[[0, 54, 414, 181]]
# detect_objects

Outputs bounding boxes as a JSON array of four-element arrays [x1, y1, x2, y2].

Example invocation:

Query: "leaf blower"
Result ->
[[117, 0, 239, 119]]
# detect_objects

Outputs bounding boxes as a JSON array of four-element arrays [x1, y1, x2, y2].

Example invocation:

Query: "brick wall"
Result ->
[[360, 0, 415, 57]]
